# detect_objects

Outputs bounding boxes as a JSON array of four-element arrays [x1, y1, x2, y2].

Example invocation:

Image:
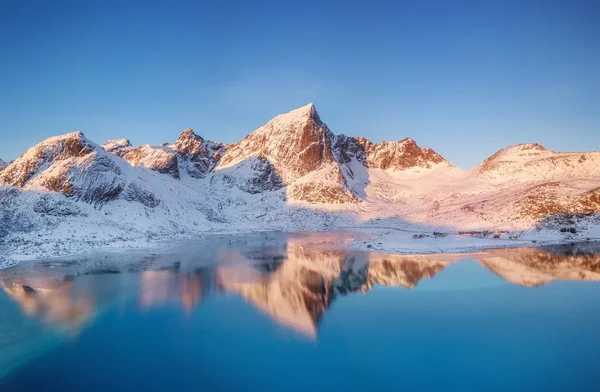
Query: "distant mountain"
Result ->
[[1, 103, 599, 260], [476, 143, 600, 183], [0, 158, 7, 171]]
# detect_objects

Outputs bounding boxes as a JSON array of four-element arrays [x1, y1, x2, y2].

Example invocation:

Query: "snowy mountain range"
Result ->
[[1, 103, 599, 263]]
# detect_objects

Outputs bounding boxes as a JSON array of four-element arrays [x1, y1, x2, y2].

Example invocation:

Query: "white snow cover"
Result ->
[[101, 138, 132, 152], [1, 104, 599, 266]]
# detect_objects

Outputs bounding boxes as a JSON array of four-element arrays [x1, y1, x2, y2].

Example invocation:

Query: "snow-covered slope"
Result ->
[[1, 132, 159, 207], [1, 103, 599, 263], [476, 143, 600, 183]]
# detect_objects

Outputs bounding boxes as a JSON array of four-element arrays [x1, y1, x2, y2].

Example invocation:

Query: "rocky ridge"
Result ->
[[1, 103, 599, 261]]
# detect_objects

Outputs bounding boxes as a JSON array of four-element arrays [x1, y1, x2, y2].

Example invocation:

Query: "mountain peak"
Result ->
[[42, 130, 88, 144], [505, 143, 547, 153], [294, 102, 317, 116], [481, 143, 549, 168], [367, 137, 447, 170], [0, 130, 100, 188], [178, 128, 203, 141], [268, 103, 321, 128], [173, 128, 207, 156]]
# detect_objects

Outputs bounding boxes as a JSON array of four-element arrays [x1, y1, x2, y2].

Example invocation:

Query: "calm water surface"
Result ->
[[1, 233, 599, 391]]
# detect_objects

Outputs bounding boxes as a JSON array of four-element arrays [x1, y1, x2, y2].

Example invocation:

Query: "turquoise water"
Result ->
[[1, 235, 599, 391]]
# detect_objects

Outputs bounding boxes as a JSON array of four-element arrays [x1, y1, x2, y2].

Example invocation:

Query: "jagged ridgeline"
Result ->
[[1, 103, 600, 245]]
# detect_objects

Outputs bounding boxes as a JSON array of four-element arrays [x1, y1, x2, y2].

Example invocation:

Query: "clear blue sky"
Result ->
[[1, 0, 598, 168]]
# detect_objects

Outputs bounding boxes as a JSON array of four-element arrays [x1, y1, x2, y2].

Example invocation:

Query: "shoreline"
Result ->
[[2, 226, 599, 270]]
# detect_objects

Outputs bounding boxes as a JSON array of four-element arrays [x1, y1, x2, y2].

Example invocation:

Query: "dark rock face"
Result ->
[[210, 157, 285, 195], [172, 129, 227, 179], [123, 182, 161, 208], [0, 187, 34, 239], [240, 158, 285, 194], [331, 135, 368, 166], [33, 196, 82, 216]]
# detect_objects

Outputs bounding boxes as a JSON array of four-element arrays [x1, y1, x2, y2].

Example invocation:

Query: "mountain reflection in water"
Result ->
[[2, 235, 599, 339]]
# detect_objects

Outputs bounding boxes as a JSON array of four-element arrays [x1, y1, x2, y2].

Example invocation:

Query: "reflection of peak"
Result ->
[[217, 246, 339, 337], [335, 254, 448, 293], [4, 238, 600, 340], [220, 269, 330, 338], [218, 245, 449, 337], [0, 277, 93, 334], [476, 247, 600, 286]]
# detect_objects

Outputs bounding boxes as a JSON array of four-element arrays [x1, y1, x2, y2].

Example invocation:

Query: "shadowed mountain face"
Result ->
[[3, 237, 599, 338]]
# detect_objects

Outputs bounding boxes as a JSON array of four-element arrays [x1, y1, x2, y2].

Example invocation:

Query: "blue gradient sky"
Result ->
[[1, 0, 598, 168]]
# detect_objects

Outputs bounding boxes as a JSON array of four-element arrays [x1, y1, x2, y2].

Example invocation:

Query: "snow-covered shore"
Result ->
[[2, 220, 599, 270]]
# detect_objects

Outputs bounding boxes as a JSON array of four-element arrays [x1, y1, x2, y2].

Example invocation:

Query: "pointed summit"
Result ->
[[177, 128, 203, 141], [284, 102, 317, 117], [172, 128, 207, 156], [218, 103, 337, 181], [265, 103, 322, 129]]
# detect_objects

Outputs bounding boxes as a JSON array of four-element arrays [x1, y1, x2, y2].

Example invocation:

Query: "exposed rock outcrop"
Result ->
[[1, 132, 159, 207]]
